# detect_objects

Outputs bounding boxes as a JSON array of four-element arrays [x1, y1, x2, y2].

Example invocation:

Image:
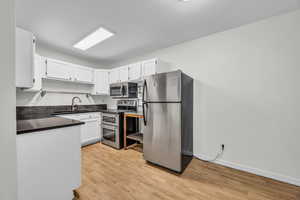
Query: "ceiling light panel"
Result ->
[[73, 27, 114, 51]]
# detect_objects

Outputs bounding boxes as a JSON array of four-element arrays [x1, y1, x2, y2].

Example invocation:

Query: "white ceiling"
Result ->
[[16, 0, 300, 66]]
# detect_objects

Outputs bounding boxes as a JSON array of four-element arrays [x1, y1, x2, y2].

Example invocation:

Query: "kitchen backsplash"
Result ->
[[17, 104, 107, 120]]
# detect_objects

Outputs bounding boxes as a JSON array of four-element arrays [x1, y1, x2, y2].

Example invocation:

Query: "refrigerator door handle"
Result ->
[[142, 102, 148, 126], [142, 79, 147, 103], [142, 79, 148, 126]]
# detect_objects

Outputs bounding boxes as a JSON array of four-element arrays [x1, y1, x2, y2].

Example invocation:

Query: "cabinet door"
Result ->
[[128, 63, 142, 81], [109, 69, 120, 84], [16, 28, 35, 88], [25, 55, 44, 91], [74, 66, 94, 83], [94, 70, 109, 95], [81, 119, 101, 146], [142, 59, 157, 77], [46, 59, 71, 81], [119, 66, 129, 82]]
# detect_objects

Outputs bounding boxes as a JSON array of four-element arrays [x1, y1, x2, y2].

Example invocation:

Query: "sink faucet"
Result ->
[[71, 96, 82, 111]]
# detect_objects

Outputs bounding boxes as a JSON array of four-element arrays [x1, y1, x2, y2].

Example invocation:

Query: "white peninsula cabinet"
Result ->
[[17, 126, 81, 200], [93, 70, 109, 95], [16, 27, 35, 88]]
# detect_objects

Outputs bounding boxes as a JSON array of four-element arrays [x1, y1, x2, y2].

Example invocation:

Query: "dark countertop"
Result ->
[[17, 117, 85, 135]]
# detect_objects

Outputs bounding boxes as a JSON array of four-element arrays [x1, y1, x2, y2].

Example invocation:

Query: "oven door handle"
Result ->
[[102, 124, 118, 130], [102, 122, 118, 127]]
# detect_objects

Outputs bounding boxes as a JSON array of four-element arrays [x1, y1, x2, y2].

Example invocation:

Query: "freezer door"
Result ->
[[144, 70, 181, 102], [143, 102, 182, 172]]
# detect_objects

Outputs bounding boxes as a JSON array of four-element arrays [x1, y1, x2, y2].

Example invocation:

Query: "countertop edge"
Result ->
[[17, 118, 85, 135]]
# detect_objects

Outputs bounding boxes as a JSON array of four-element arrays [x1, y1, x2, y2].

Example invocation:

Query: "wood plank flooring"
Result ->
[[76, 143, 300, 200]]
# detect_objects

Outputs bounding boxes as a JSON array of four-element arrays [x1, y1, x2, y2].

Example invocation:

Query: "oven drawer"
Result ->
[[102, 124, 120, 149]]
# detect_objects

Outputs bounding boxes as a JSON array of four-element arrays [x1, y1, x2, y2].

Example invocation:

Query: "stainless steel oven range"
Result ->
[[101, 112, 122, 149], [101, 100, 137, 149]]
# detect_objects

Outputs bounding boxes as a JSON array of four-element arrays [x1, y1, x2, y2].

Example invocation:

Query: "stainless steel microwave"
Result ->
[[110, 82, 138, 98]]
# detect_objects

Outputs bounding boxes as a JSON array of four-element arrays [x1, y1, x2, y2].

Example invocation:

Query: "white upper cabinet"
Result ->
[[24, 54, 45, 92], [45, 59, 94, 84], [93, 70, 109, 95], [16, 27, 35, 88], [45, 59, 72, 81], [128, 63, 142, 81], [141, 59, 157, 77], [72, 65, 94, 84], [109, 66, 129, 84], [109, 68, 120, 84], [119, 66, 129, 82], [109, 58, 171, 84], [141, 58, 172, 78]]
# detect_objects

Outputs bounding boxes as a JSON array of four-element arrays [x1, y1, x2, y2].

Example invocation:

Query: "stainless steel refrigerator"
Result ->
[[142, 70, 193, 173]]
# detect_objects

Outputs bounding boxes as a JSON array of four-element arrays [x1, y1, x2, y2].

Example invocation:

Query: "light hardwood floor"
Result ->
[[76, 143, 300, 200]]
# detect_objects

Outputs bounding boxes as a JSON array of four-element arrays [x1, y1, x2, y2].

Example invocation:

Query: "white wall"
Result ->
[[114, 10, 300, 186], [0, 0, 17, 199]]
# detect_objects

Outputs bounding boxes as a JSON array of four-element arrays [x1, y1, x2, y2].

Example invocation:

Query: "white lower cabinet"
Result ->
[[81, 118, 101, 146], [59, 113, 101, 146]]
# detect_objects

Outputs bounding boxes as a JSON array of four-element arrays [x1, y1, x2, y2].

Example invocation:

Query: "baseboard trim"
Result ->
[[194, 154, 300, 187]]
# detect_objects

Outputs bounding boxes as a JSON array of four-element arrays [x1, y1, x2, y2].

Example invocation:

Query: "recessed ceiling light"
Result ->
[[180, 0, 191, 2], [73, 27, 114, 51]]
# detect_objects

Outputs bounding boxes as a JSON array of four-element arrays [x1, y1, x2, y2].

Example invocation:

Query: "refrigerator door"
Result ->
[[143, 102, 182, 172], [144, 70, 181, 102]]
